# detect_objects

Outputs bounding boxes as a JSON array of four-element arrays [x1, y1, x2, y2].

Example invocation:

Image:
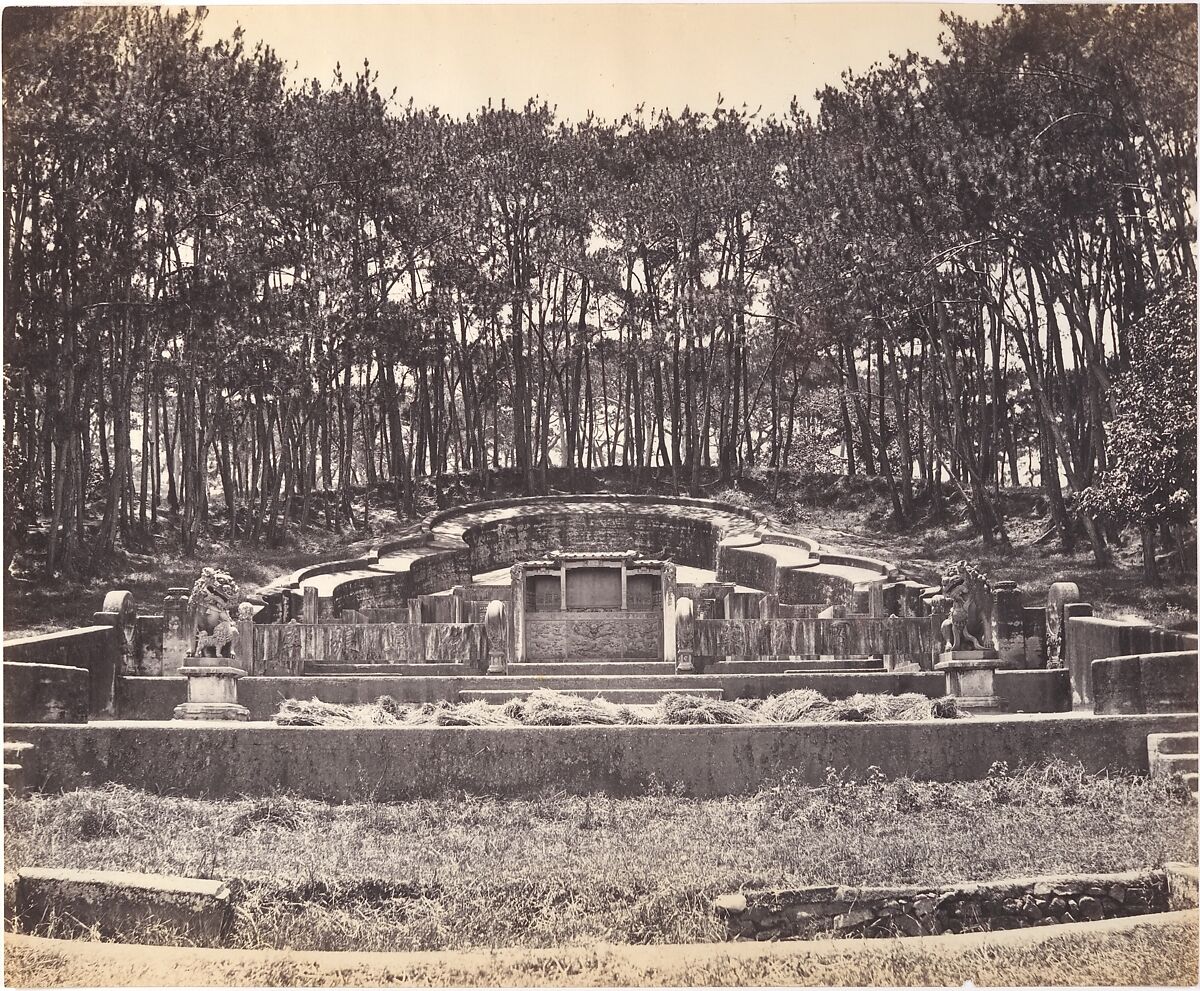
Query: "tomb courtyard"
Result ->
[[3, 2, 1197, 986]]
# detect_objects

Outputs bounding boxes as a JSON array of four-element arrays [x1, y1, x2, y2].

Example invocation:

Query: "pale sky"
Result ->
[[198, 3, 1001, 121]]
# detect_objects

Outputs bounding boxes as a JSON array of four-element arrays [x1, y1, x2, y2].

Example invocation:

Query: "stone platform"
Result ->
[[116, 671, 948, 721], [7, 711, 1192, 800]]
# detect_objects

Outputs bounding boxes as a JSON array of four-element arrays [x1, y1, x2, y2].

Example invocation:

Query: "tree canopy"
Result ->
[[3, 5, 1195, 576]]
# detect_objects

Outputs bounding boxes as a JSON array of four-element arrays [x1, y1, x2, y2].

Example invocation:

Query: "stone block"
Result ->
[[995, 668, 1072, 714], [1093, 651, 1198, 715], [1066, 615, 1150, 705], [2, 625, 119, 715], [1164, 863, 1199, 911], [15, 868, 230, 944], [2, 662, 88, 723]]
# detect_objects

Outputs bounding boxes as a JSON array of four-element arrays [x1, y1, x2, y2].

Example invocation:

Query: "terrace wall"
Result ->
[[11, 712, 1191, 800]]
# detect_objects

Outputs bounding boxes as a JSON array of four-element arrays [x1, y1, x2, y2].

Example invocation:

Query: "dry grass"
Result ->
[[273, 690, 963, 728], [4, 761, 1194, 955], [5, 916, 1197, 987]]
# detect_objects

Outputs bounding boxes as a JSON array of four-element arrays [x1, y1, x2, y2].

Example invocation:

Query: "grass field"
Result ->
[[5, 761, 1194, 954]]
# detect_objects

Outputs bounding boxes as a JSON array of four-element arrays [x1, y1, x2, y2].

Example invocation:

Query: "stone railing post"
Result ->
[[236, 602, 258, 676], [485, 600, 509, 675], [302, 586, 319, 625], [661, 561, 677, 664], [675, 596, 696, 673]]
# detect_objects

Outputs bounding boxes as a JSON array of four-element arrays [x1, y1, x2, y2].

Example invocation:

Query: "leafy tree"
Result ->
[[1082, 282, 1196, 581]]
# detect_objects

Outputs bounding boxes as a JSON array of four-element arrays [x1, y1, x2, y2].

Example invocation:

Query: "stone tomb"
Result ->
[[511, 552, 676, 663]]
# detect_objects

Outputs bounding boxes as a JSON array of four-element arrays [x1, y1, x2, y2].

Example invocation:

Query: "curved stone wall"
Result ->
[[262, 495, 899, 617]]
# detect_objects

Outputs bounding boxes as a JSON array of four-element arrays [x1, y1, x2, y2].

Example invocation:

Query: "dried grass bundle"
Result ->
[[274, 698, 392, 726], [655, 693, 761, 724], [272, 687, 965, 728], [758, 689, 832, 722], [506, 689, 631, 726], [405, 699, 517, 726]]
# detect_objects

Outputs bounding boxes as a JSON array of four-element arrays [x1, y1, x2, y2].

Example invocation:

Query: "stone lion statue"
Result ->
[[938, 561, 993, 652], [188, 567, 241, 658]]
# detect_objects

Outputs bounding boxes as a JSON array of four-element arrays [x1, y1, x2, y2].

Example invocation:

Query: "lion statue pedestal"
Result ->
[[935, 651, 1002, 713]]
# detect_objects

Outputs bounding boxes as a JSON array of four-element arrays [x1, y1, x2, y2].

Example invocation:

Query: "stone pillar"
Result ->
[[851, 585, 871, 616], [485, 600, 509, 675], [760, 593, 778, 620], [675, 596, 696, 673], [900, 581, 927, 617], [927, 598, 948, 670], [87, 611, 121, 717], [881, 582, 903, 618], [302, 586, 319, 625], [868, 580, 886, 618], [990, 581, 1026, 668], [237, 619, 257, 675], [1045, 581, 1082, 667], [100, 590, 139, 676], [407, 597, 422, 625], [162, 588, 191, 676], [510, 562, 527, 663], [451, 586, 467, 624], [1022, 607, 1047, 668], [661, 562, 677, 665]]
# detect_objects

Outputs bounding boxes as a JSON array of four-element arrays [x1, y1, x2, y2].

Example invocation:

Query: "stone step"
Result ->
[[458, 687, 724, 705], [3, 741, 34, 759], [1153, 753, 1199, 777], [1147, 732, 1199, 756], [708, 658, 885, 674], [508, 662, 676, 676], [4, 763, 25, 798], [304, 663, 475, 677]]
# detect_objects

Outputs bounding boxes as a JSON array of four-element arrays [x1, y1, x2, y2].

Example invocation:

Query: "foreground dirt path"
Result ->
[[6, 911, 1197, 987]]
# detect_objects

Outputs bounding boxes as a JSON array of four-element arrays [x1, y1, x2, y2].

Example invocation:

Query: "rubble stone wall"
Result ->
[[715, 870, 1170, 940]]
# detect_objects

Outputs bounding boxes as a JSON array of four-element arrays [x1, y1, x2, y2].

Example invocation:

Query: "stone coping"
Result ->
[[936, 658, 1005, 671], [2, 627, 113, 648], [179, 666, 245, 679], [3, 660, 90, 674], [17, 867, 228, 898]]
